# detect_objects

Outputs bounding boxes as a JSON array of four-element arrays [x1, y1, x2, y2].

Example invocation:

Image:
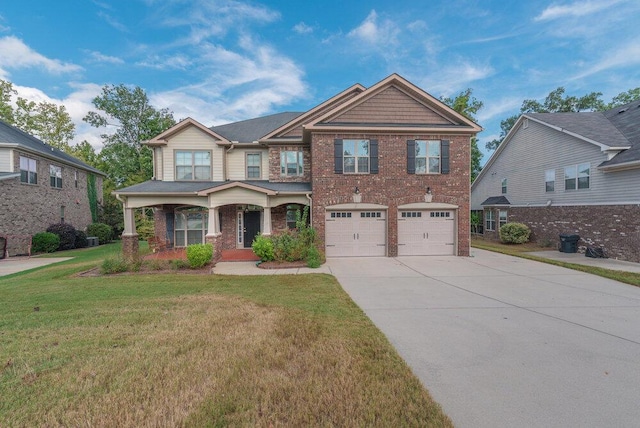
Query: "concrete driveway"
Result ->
[[327, 249, 640, 428]]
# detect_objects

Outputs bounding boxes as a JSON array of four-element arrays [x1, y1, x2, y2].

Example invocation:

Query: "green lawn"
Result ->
[[0, 244, 451, 427]]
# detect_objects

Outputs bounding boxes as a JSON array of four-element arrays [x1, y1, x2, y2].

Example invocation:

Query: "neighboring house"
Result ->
[[471, 100, 640, 262], [114, 74, 481, 260], [0, 120, 104, 256]]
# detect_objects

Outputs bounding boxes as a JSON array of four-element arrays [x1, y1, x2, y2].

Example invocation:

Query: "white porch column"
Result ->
[[262, 207, 272, 236], [122, 207, 137, 236], [206, 207, 221, 236]]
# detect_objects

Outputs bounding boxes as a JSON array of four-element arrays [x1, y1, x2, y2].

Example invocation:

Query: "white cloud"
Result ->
[[348, 10, 400, 46], [534, 0, 623, 21], [477, 97, 522, 123], [136, 54, 191, 70], [87, 50, 124, 64], [425, 62, 495, 96], [571, 41, 640, 79], [0, 36, 83, 75], [97, 11, 128, 32], [293, 22, 313, 34]]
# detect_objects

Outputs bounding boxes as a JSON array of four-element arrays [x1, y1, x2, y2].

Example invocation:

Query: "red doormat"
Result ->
[[220, 249, 260, 262]]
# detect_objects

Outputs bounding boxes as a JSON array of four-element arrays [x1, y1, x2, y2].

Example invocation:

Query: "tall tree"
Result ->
[[486, 87, 640, 152], [442, 88, 483, 182], [0, 80, 16, 124], [83, 84, 175, 186]]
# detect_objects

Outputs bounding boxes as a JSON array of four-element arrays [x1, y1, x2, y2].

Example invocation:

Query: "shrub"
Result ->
[[272, 230, 298, 262], [499, 222, 531, 244], [75, 230, 88, 248], [31, 232, 60, 254], [100, 256, 129, 274], [46, 223, 77, 251], [306, 245, 322, 268], [136, 216, 155, 241], [252, 234, 275, 261], [87, 222, 114, 244], [170, 259, 190, 270], [186, 243, 213, 268]]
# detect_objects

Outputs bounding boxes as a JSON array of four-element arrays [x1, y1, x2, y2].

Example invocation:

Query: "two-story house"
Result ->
[[471, 100, 640, 262], [0, 120, 104, 256], [114, 74, 481, 260]]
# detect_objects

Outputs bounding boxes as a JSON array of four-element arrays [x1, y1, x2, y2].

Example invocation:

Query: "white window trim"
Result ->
[[545, 169, 555, 192], [501, 178, 507, 194], [564, 163, 590, 191], [20, 155, 38, 185], [174, 150, 212, 181], [499, 210, 507, 228], [50, 164, 62, 189], [245, 152, 262, 179], [343, 139, 370, 174], [485, 210, 496, 231], [280, 150, 304, 177], [415, 140, 441, 174]]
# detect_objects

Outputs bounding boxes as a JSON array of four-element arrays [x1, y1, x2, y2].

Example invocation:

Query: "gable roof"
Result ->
[[481, 196, 511, 206], [146, 117, 229, 146], [211, 112, 303, 143], [0, 120, 104, 175], [306, 73, 482, 134], [114, 179, 311, 195], [599, 99, 640, 169]]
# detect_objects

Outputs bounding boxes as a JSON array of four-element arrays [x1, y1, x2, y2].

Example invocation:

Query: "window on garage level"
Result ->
[[361, 212, 382, 218], [401, 212, 421, 218], [429, 212, 451, 218], [280, 151, 303, 176], [330, 212, 351, 218], [485, 210, 495, 231]]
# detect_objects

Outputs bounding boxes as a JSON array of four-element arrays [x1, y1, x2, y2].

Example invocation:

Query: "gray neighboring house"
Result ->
[[0, 120, 104, 256], [471, 100, 640, 262]]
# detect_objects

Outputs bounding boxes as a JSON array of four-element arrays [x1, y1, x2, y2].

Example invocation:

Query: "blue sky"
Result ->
[[1, 0, 639, 163]]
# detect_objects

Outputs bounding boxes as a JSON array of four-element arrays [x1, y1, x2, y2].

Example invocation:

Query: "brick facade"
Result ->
[[0, 151, 103, 256], [504, 205, 640, 263], [311, 133, 471, 257], [268, 146, 311, 182]]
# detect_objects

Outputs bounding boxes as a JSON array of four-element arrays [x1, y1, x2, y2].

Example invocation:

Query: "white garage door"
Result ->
[[398, 210, 455, 256], [325, 210, 386, 257]]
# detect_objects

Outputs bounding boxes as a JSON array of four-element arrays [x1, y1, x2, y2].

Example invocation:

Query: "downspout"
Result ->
[[224, 143, 235, 181], [305, 193, 313, 226]]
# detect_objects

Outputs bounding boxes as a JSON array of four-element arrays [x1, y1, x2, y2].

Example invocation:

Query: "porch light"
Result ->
[[427, 187, 432, 195], [352, 187, 362, 204], [354, 186, 360, 194], [425, 187, 433, 203]]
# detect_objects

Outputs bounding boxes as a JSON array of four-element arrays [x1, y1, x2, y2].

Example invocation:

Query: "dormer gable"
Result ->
[[145, 117, 230, 146]]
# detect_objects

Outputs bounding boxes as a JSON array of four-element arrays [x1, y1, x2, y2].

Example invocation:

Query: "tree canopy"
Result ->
[[441, 88, 483, 182], [486, 86, 640, 152]]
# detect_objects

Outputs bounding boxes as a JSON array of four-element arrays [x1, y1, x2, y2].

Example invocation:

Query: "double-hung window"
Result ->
[[485, 210, 496, 231], [20, 156, 37, 184], [246, 153, 261, 179], [545, 169, 555, 192], [415, 140, 441, 174], [175, 151, 211, 180], [501, 178, 507, 194], [499, 210, 508, 228], [280, 151, 303, 176], [564, 163, 590, 190], [343, 139, 370, 174], [50, 165, 62, 188]]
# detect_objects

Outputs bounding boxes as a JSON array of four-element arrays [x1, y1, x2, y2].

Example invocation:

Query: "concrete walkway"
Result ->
[[529, 250, 640, 273], [0, 256, 73, 277]]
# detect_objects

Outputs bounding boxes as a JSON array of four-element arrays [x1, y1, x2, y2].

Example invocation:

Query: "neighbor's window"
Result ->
[[280, 151, 303, 176], [415, 140, 441, 174], [343, 139, 370, 174], [501, 178, 507, 194], [485, 210, 496, 231], [564, 163, 590, 190], [175, 151, 211, 180], [545, 169, 555, 192], [286, 204, 300, 229], [50, 165, 62, 188], [246, 153, 261, 179], [20, 156, 37, 184], [499, 210, 507, 228]]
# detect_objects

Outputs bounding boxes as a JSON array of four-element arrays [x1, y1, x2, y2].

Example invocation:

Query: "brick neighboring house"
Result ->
[[471, 100, 640, 262], [0, 120, 104, 256], [114, 74, 481, 260]]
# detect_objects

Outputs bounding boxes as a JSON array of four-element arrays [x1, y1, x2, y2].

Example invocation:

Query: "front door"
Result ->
[[243, 210, 261, 248]]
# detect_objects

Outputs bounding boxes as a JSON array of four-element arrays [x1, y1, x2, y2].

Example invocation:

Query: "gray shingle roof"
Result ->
[[599, 100, 640, 167], [210, 112, 303, 143], [116, 180, 311, 194], [0, 120, 104, 175], [526, 112, 630, 148], [481, 196, 511, 206]]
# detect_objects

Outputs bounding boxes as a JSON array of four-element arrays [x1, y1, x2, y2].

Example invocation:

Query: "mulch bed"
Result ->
[[257, 260, 308, 269]]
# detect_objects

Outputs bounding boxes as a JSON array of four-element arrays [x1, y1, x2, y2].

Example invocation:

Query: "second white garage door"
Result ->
[[398, 210, 455, 256], [325, 210, 386, 257]]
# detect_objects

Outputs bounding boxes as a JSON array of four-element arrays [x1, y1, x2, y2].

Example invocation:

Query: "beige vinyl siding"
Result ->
[[0, 148, 12, 172], [161, 127, 223, 181], [227, 148, 268, 180], [472, 120, 640, 209], [211, 187, 268, 207]]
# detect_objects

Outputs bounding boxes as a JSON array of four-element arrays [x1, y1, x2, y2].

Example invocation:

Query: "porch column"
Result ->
[[123, 207, 137, 236], [262, 207, 272, 236], [121, 206, 139, 262], [206, 207, 222, 262]]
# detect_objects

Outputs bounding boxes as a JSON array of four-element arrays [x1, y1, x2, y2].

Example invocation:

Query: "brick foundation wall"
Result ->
[[122, 234, 140, 261], [505, 205, 640, 263], [311, 133, 471, 257], [0, 151, 103, 256]]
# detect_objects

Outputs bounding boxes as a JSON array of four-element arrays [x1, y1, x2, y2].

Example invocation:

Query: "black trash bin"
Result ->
[[0, 236, 6, 259], [559, 234, 580, 253]]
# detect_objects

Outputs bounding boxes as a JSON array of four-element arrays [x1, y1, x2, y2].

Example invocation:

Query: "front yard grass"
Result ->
[[472, 237, 640, 287], [0, 244, 452, 427]]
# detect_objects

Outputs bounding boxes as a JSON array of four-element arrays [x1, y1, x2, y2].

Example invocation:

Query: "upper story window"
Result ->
[[246, 153, 261, 179], [501, 178, 507, 194], [343, 139, 370, 174], [50, 165, 62, 188], [564, 163, 590, 190], [485, 209, 495, 231], [175, 150, 211, 180], [20, 156, 37, 184], [280, 151, 303, 176], [416, 140, 441, 174], [545, 169, 555, 192]]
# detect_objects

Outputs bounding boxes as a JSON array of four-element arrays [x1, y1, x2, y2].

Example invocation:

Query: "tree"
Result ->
[[0, 80, 16, 124], [442, 88, 483, 182], [83, 84, 175, 187], [486, 86, 640, 152]]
